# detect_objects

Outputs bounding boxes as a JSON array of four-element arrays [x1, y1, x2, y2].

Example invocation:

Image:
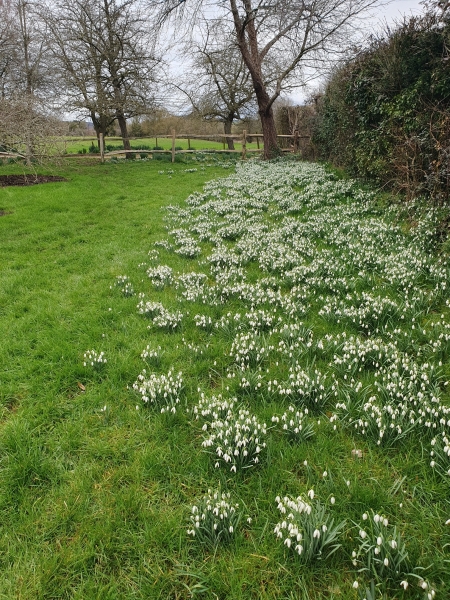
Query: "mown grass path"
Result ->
[[0, 158, 449, 599]]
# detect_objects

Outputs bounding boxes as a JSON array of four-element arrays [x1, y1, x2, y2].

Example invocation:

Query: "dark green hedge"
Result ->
[[313, 6, 450, 203]]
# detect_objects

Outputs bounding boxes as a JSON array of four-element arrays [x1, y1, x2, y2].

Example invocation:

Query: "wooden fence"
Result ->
[[97, 129, 310, 163], [0, 130, 310, 163], [0, 151, 26, 159]]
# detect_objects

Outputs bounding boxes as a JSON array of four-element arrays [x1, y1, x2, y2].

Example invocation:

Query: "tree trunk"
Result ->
[[224, 118, 235, 150], [252, 81, 279, 159], [117, 111, 132, 159], [91, 112, 108, 150], [229, 0, 279, 159], [259, 103, 278, 160]]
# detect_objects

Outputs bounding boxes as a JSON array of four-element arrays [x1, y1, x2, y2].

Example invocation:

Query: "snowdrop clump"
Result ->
[[229, 331, 273, 370], [136, 297, 164, 317], [353, 511, 409, 580], [319, 292, 401, 333], [140, 344, 162, 365], [275, 365, 332, 412], [273, 492, 345, 563], [146, 265, 173, 289], [201, 408, 267, 472], [83, 350, 107, 368], [352, 511, 436, 597], [271, 405, 315, 443], [194, 313, 214, 331], [112, 275, 134, 296], [187, 489, 241, 548], [132, 369, 183, 413], [169, 227, 202, 258], [136, 296, 183, 330], [193, 392, 236, 424], [151, 306, 183, 330], [175, 272, 208, 302], [332, 336, 399, 377], [430, 432, 450, 478]]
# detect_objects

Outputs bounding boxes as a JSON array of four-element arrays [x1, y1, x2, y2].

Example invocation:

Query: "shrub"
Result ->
[[313, 6, 450, 204]]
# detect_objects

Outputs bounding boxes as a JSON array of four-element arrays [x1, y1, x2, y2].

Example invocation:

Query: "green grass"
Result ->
[[0, 158, 237, 598], [0, 157, 448, 599], [64, 136, 262, 155]]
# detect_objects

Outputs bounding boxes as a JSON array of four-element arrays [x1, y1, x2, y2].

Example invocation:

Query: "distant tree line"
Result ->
[[312, 1, 450, 203], [0, 0, 382, 161]]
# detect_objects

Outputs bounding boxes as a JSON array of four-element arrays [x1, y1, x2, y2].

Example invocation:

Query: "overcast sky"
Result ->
[[285, 0, 428, 103], [372, 0, 425, 27], [164, 0, 429, 111]]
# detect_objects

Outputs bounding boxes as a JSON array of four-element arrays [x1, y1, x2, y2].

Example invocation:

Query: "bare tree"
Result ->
[[44, 0, 161, 151], [0, 0, 62, 163], [161, 0, 382, 158], [0, 96, 66, 163], [179, 25, 256, 149], [0, 0, 51, 97], [0, 1, 16, 98]]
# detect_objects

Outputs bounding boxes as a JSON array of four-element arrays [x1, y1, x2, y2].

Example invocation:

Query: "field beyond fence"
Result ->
[[65, 130, 310, 162]]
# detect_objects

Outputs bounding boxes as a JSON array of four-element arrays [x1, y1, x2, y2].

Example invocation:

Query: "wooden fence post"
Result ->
[[242, 130, 247, 160], [188, 137, 191, 150], [155, 136, 158, 148], [293, 130, 299, 153], [99, 133, 105, 163], [171, 129, 176, 163], [256, 135, 260, 150]]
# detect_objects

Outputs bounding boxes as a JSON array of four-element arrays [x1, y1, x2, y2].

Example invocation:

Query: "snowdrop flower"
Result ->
[[400, 581, 408, 590], [352, 581, 359, 589]]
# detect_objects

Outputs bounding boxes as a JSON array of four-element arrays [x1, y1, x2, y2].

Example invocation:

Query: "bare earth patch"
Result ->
[[0, 174, 67, 187]]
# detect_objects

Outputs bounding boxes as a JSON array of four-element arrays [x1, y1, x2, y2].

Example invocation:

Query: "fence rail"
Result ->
[[97, 129, 310, 163], [0, 151, 26, 159], [0, 130, 311, 163]]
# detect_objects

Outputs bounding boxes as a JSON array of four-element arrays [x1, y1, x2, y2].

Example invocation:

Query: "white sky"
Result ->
[[286, 0, 427, 104], [164, 0, 429, 110], [375, 0, 425, 24]]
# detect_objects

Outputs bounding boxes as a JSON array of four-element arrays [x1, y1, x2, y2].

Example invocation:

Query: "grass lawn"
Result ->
[[0, 156, 449, 599], [64, 136, 262, 155]]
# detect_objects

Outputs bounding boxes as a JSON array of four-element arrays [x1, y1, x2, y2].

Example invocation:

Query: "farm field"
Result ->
[[64, 136, 262, 156], [0, 157, 449, 599]]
